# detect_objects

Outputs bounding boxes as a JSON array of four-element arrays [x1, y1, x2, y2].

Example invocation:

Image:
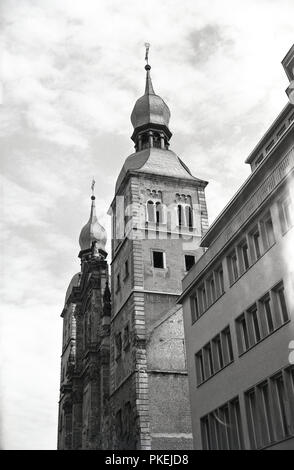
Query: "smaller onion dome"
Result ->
[[79, 194, 107, 252]]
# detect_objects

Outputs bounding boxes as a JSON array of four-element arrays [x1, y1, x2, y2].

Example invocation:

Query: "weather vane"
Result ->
[[145, 42, 150, 65], [91, 177, 96, 196]]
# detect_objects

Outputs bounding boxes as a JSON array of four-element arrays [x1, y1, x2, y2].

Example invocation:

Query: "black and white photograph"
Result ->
[[1, 0, 294, 452]]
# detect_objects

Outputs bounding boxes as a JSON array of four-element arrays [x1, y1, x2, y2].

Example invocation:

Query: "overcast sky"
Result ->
[[1, 0, 293, 450]]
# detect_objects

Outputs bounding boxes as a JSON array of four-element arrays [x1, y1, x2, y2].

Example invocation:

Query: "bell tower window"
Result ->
[[156, 202, 163, 223], [178, 204, 185, 226], [147, 200, 155, 222], [186, 205, 193, 228]]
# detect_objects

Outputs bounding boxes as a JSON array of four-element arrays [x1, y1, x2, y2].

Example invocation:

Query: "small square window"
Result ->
[[152, 251, 164, 268], [185, 254, 195, 271]]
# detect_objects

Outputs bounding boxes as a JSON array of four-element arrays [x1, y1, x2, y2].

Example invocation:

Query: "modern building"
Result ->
[[57, 53, 210, 449], [178, 45, 294, 450]]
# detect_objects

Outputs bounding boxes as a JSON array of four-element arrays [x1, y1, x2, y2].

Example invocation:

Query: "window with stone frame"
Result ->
[[152, 250, 165, 269]]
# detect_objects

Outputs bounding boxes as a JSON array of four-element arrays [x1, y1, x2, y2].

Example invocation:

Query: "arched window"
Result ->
[[186, 205, 193, 228], [147, 200, 155, 222], [156, 202, 163, 223], [178, 204, 185, 226]]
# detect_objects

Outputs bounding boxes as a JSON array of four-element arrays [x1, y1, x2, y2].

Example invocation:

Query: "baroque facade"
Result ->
[[57, 57, 209, 449], [178, 45, 294, 449]]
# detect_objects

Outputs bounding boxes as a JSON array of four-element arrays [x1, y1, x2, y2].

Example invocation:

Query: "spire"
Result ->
[[144, 65, 155, 95], [144, 42, 155, 95], [79, 180, 107, 253]]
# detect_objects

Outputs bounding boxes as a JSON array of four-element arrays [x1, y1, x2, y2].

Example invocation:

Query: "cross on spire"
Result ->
[[145, 42, 150, 66], [91, 177, 96, 198]]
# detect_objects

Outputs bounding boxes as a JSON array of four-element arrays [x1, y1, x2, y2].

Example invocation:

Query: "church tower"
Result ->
[[57, 188, 111, 449], [108, 47, 209, 450]]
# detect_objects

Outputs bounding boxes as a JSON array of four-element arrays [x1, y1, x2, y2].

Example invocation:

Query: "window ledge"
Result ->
[[229, 241, 276, 288], [196, 359, 234, 388], [238, 318, 291, 358], [191, 291, 226, 325]]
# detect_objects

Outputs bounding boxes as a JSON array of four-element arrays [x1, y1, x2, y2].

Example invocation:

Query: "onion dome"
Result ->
[[130, 64, 171, 130], [79, 193, 107, 252]]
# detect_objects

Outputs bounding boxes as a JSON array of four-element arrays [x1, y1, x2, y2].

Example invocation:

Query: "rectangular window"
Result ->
[[201, 416, 211, 450], [204, 343, 214, 377], [201, 398, 244, 450], [207, 275, 216, 305], [236, 313, 250, 353], [195, 351, 205, 384], [247, 304, 261, 343], [215, 265, 225, 296], [190, 294, 199, 323], [213, 335, 224, 370], [245, 389, 260, 449], [227, 250, 239, 284], [278, 195, 293, 233], [239, 240, 250, 272], [152, 250, 164, 268], [185, 254, 195, 272], [198, 284, 207, 313], [273, 282, 289, 325], [222, 327, 234, 363], [258, 381, 275, 446], [249, 227, 261, 261], [261, 212, 275, 249], [260, 294, 274, 334], [272, 374, 290, 439]]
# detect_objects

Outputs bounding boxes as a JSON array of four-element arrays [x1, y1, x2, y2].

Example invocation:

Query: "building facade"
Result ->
[[57, 57, 209, 449], [178, 45, 294, 450]]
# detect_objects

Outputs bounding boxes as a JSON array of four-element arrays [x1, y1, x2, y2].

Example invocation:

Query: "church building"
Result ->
[[57, 50, 209, 450]]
